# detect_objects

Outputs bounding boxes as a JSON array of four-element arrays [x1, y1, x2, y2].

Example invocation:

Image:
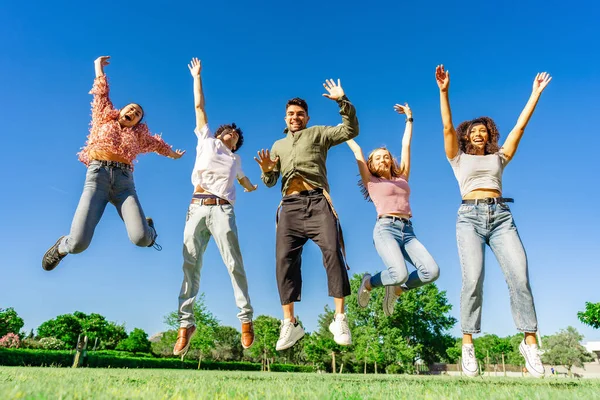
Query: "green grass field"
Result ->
[[1, 367, 599, 399]]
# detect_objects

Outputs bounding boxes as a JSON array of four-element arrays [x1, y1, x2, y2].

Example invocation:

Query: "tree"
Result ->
[[36, 312, 127, 349], [212, 326, 243, 362], [245, 315, 280, 371], [304, 306, 350, 373], [0, 308, 25, 338], [578, 302, 600, 329], [542, 326, 594, 376], [116, 328, 151, 354]]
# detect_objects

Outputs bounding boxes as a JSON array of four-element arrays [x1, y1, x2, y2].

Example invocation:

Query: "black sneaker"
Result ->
[[42, 236, 67, 271], [146, 217, 162, 251]]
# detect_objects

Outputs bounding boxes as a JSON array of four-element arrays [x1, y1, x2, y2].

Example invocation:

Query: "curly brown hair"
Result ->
[[359, 147, 404, 202], [214, 123, 244, 152], [456, 117, 500, 155], [286, 97, 308, 114]]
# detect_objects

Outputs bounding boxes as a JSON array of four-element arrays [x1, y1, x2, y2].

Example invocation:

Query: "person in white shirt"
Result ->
[[173, 58, 258, 357]]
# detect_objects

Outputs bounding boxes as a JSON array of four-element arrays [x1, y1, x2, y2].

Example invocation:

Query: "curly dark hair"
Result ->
[[214, 123, 244, 152], [456, 116, 500, 155], [286, 97, 308, 114], [359, 147, 405, 202]]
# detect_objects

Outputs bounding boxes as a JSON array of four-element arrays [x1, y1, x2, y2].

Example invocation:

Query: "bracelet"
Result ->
[[406, 117, 413, 123]]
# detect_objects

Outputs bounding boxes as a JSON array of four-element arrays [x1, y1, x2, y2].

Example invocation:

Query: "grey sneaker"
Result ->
[[329, 313, 352, 346], [461, 344, 479, 377], [146, 217, 162, 251], [519, 340, 545, 378], [357, 273, 372, 308], [383, 285, 400, 317], [276, 318, 305, 351], [42, 236, 67, 271]]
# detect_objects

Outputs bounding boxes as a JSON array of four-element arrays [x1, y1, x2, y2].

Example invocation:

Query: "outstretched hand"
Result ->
[[254, 149, 279, 173], [435, 65, 450, 92], [322, 79, 345, 100], [394, 103, 412, 118], [188, 58, 202, 77], [532, 72, 552, 94], [95, 56, 110, 67], [169, 149, 186, 159]]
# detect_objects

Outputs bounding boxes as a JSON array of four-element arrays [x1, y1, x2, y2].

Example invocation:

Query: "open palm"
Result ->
[[435, 65, 450, 92], [254, 149, 279, 172], [188, 58, 202, 77], [532, 72, 552, 94], [322, 79, 345, 100]]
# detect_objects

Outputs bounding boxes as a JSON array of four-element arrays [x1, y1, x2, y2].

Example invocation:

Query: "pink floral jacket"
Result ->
[[77, 76, 172, 168]]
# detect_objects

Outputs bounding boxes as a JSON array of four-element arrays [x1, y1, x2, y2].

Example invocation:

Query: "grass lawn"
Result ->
[[1, 367, 599, 399]]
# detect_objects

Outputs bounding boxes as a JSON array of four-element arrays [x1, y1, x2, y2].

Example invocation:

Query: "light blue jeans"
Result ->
[[456, 203, 538, 333], [178, 202, 253, 326], [58, 161, 156, 254], [370, 218, 440, 290]]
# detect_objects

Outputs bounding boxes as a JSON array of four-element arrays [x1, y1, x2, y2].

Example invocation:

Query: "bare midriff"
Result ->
[[462, 188, 502, 200], [285, 176, 316, 195], [194, 185, 212, 195], [378, 213, 412, 220], [89, 149, 130, 165]]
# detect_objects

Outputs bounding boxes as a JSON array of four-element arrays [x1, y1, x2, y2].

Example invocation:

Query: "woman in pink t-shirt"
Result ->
[[347, 103, 439, 317], [42, 56, 185, 272]]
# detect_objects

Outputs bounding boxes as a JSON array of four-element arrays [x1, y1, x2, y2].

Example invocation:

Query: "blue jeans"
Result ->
[[58, 161, 156, 254], [370, 218, 439, 290], [456, 203, 538, 334], [178, 202, 253, 325]]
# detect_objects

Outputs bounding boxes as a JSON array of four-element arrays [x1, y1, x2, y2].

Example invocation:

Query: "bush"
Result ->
[[0, 333, 21, 348], [38, 337, 68, 350], [21, 338, 41, 349], [0, 348, 73, 367], [270, 364, 315, 373]]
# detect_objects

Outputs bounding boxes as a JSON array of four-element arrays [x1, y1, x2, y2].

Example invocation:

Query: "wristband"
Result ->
[[406, 117, 413, 123]]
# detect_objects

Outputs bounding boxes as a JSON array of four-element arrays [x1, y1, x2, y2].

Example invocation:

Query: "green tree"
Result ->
[[116, 328, 151, 354], [542, 326, 594, 376], [578, 302, 600, 329], [37, 314, 82, 347], [353, 325, 384, 373], [304, 306, 351, 373], [0, 308, 25, 338], [212, 326, 243, 361], [245, 315, 280, 371]]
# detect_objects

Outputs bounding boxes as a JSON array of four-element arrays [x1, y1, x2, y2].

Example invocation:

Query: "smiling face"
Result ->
[[468, 123, 489, 153], [368, 148, 394, 177], [118, 103, 143, 127], [285, 105, 309, 133], [217, 128, 240, 151]]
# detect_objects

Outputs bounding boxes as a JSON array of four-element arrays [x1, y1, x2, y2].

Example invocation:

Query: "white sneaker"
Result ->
[[275, 318, 305, 351], [383, 285, 400, 316], [461, 344, 479, 377], [519, 340, 545, 378], [357, 273, 372, 308], [329, 313, 352, 346]]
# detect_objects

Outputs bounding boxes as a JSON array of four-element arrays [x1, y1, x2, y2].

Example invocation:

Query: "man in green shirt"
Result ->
[[255, 79, 359, 351]]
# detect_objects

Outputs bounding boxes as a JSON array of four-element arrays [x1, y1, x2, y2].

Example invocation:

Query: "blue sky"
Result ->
[[1, 1, 599, 343]]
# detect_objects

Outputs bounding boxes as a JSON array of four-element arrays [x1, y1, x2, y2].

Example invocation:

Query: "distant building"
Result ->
[[584, 341, 600, 361]]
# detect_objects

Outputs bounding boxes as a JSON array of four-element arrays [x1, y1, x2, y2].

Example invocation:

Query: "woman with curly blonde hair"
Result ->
[[348, 103, 439, 317], [42, 56, 185, 272], [435, 65, 551, 378]]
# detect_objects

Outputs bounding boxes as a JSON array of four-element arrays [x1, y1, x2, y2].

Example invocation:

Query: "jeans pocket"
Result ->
[[186, 204, 199, 222]]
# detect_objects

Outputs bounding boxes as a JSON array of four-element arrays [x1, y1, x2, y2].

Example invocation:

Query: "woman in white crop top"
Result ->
[[436, 65, 552, 378], [346, 103, 439, 318]]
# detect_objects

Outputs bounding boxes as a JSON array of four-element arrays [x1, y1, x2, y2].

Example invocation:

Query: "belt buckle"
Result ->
[[485, 198, 495, 205]]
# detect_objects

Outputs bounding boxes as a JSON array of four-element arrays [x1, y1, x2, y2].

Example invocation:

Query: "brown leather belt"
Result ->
[[191, 198, 230, 206]]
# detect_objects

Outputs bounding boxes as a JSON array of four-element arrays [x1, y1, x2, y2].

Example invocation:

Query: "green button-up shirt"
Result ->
[[261, 96, 359, 195]]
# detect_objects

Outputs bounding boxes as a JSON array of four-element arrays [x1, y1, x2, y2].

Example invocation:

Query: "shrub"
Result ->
[[0, 333, 21, 348], [38, 337, 68, 350]]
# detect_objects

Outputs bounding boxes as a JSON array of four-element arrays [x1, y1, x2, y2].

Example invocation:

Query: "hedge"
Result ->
[[0, 349, 314, 372]]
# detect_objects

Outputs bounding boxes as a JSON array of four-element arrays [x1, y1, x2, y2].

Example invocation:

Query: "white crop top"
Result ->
[[447, 150, 510, 197]]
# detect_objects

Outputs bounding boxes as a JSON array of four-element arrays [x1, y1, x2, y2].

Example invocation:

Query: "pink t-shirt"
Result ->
[[367, 175, 412, 217]]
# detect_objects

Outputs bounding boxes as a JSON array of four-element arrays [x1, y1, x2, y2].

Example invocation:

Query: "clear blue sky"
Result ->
[[1, 1, 598, 343]]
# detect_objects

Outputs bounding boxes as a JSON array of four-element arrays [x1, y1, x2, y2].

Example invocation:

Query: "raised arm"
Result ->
[[136, 124, 185, 159], [90, 56, 115, 124], [394, 103, 413, 179], [188, 58, 208, 134], [320, 79, 359, 147], [255, 148, 280, 188], [501, 72, 552, 161], [345, 139, 371, 187], [435, 65, 459, 159]]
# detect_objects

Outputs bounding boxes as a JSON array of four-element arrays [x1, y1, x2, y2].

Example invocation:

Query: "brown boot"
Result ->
[[241, 321, 254, 349], [173, 326, 196, 356]]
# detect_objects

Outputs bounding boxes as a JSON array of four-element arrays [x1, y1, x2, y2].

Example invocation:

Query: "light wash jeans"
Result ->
[[178, 202, 253, 326], [58, 161, 156, 254], [370, 218, 440, 290], [456, 202, 538, 334]]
